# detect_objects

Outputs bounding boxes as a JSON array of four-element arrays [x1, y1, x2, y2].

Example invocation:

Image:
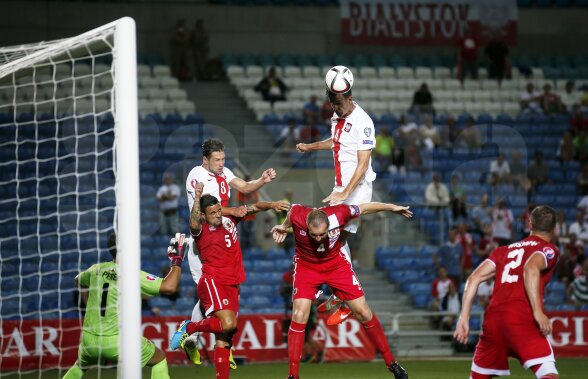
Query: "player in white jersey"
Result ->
[[296, 88, 376, 323], [183, 138, 277, 365]]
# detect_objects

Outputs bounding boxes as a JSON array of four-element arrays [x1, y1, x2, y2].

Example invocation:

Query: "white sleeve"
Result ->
[[355, 116, 376, 151], [224, 167, 237, 183], [186, 171, 197, 210], [156, 186, 164, 199]]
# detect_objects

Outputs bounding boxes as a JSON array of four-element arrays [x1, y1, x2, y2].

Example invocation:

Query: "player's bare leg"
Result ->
[[146, 347, 171, 379], [346, 296, 408, 379], [287, 298, 313, 379]]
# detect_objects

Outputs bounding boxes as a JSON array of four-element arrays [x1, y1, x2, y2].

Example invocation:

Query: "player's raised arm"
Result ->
[[247, 200, 291, 215], [524, 253, 551, 336], [357, 202, 413, 218], [296, 137, 332, 153], [454, 259, 496, 344], [189, 183, 204, 236], [229, 168, 277, 194]]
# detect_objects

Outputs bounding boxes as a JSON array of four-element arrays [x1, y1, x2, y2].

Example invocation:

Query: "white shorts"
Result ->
[[333, 181, 372, 233], [187, 239, 203, 284]]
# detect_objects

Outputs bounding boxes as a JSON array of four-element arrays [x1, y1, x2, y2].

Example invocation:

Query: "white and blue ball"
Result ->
[[325, 65, 354, 94]]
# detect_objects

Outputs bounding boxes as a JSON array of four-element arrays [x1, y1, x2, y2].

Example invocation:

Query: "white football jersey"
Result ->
[[330, 103, 376, 187], [185, 165, 236, 209]]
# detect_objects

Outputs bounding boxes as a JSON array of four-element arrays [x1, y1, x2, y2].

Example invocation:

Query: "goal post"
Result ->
[[0, 17, 141, 377]]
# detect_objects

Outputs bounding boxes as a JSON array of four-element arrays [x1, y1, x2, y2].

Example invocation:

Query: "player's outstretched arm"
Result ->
[[247, 200, 291, 215], [524, 253, 551, 336], [271, 213, 292, 244], [358, 202, 413, 218], [229, 168, 277, 194], [296, 137, 332, 153], [189, 183, 204, 236], [454, 260, 496, 344], [159, 234, 187, 295]]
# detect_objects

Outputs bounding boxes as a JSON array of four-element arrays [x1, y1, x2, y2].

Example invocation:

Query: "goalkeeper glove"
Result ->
[[168, 233, 187, 267]]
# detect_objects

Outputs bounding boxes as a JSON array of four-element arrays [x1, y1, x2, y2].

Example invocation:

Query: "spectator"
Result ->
[[440, 116, 460, 148], [254, 66, 288, 105], [320, 98, 333, 125], [411, 83, 434, 115], [519, 83, 542, 114], [573, 129, 588, 161], [389, 147, 406, 176], [555, 211, 569, 245], [509, 150, 531, 192], [299, 122, 320, 144], [557, 245, 580, 286], [170, 19, 192, 81], [520, 203, 537, 237], [568, 258, 588, 306], [564, 232, 584, 259], [459, 117, 482, 150], [489, 153, 511, 186], [457, 29, 478, 81], [302, 95, 321, 126], [396, 114, 420, 145], [477, 277, 494, 310], [558, 131, 575, 163], [484, 36, 509, 81], [527, 151, 549, 188], [578, 164, 588, 197], [449, 174, 467, 222], [405, 141, 423, 173], [569, 212, 588, 244], [561, 81, 581, 112], [237, 175, 259, 249], [440, 282, 461, 333], [190, 19, 209, 80], [431, 266, 454, 311], [156, 173, 180, 235], [456, 223, 475, 280], [478, 223, 498, 261], [491, 198, 513, 245], [276, 118, 300, 149], [374, 127, 395, 169], [540, 84, 563, 115], [418, 115, 440, 150], [435, 229, 464, 285], [570, 107, 588, 135], [425, 173, 450, 207], [471, 193, 492, 234], [578, 195, 588, 214]]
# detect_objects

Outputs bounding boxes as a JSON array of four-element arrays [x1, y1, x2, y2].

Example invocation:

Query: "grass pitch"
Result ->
[[13, 358, 585, 378]]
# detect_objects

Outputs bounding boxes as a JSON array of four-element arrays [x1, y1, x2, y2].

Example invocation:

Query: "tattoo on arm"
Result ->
[[189, 200, 202, 235]]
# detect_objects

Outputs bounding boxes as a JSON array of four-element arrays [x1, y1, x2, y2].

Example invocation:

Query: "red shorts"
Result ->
[[292, 254, 365, 301], [472, 310, 555, 376], [197, 275, 240, 317]]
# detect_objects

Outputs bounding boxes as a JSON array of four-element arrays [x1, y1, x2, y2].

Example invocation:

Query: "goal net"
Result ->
[[0, 18, 141, 377]]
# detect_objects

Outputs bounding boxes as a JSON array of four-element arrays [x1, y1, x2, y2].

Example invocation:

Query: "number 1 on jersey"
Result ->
[[501, 248, 524, 284]]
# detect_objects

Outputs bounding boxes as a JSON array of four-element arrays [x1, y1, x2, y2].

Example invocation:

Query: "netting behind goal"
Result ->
[[0, 18, 141, 377]]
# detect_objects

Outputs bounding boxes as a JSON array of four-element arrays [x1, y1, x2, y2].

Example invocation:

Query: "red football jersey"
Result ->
[[486, 236, 559, 318], [193, 215, 245, 285], [289, 204, 360, 266]]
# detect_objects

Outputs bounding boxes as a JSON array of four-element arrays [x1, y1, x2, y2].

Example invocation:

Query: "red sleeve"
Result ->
[[488, 246, 502, 265], [537, 245, 560, 270], [432, 279, 439, 298]]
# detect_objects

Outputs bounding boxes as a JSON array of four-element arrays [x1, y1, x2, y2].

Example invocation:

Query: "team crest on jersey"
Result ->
[[328, 229, 340, 248], [344, 122, 352, 132], [364, 127, 371, 137], [146, 274, 158, 281], [222, 299, 229, 306], [543, 247, 555, 260], [191, 179, 198, 188], [348, 205, 360, 216], [299, 230, 307, 236], [223, 219, 236, 233]]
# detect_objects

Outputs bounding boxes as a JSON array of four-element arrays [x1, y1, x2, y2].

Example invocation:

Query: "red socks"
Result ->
[[214, 346, 230, 379], [470, 371, 492, 379], [186, 317, 224, 334], [362, 313, 395, 366], [288, 321, 306, 377]]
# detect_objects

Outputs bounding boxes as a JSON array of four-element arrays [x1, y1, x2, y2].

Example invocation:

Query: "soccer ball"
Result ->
[[325, 65, 354, 94]]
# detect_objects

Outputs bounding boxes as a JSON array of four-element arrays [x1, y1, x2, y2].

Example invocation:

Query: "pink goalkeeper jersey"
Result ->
[[330, 103, 376, 187]]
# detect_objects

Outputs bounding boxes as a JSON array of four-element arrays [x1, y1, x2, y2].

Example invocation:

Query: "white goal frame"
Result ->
[[0, 17, 141, 377]]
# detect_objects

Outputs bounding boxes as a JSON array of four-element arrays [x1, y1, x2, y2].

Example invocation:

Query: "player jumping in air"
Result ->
[[454, 205, 560, 379], [272, 202, 412, 379], [63, 232, 187, 379]]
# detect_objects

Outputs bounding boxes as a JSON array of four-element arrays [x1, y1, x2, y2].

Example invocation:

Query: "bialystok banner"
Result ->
[[0, 314, 375, 370], [340, 0, 518, 46]]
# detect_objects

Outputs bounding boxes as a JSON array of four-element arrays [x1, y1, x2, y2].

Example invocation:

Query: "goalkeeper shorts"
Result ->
[[77, 332, 155, 368]]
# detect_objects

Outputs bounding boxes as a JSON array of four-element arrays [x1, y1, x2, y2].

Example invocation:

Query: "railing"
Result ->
[[389, 310, 485, 337]]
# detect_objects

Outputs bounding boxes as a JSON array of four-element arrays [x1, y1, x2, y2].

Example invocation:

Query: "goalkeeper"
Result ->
[[63, 231, 188, 379]]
